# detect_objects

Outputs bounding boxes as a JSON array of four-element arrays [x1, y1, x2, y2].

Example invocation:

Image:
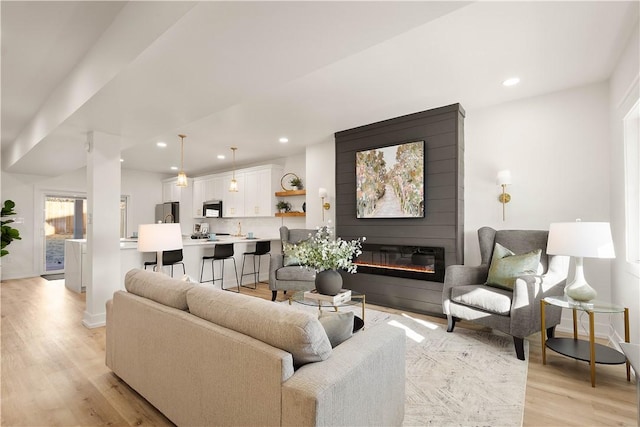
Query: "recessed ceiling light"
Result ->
[[502, 77, 520, 87], [157, 142, 167, 148], [170, 166, 178, 171], [279, 137, 289, 143], [217, 154, 225, 159], [120, 158, 124, 162]]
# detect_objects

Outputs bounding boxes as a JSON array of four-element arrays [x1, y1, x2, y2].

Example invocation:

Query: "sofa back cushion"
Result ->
[[125, 268, 193, 311], [187, 286, 332, 366]]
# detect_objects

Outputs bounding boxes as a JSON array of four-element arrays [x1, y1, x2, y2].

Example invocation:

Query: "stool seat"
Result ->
[[200, 243, 239, 292], [144, 249, 185, 277], [240, 240, 271, 289]]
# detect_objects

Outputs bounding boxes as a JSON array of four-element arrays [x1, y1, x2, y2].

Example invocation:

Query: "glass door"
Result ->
[[44, 195, 87, 273]]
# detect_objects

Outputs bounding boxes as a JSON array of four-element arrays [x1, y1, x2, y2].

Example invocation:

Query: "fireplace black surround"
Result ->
[[335, 103, 464, 316], [354, 244, 445, 282]]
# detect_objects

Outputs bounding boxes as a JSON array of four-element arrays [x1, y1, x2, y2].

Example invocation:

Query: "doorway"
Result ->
[[44, 196, 87, 273]]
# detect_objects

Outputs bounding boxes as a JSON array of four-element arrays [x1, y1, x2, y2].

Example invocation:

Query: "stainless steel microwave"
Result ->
[[203, 200, 223, 218]]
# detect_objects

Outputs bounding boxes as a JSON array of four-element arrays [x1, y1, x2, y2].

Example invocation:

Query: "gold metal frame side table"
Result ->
[[541, 296, 630, 387]]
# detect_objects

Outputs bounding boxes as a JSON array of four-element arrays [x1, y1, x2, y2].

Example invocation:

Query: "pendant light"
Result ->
[[229, 147, 238, 192], [176, 134, 188, 187]]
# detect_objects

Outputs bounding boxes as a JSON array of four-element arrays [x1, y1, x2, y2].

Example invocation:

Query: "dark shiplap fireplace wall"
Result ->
[[335, 104, 465, 316]]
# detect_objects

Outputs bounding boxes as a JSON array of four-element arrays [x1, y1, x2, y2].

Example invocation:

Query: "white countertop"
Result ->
[[68, 236, 279, 250]]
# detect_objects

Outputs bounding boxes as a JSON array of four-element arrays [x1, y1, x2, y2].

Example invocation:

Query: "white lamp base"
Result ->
[[565, 257, 597, 302]]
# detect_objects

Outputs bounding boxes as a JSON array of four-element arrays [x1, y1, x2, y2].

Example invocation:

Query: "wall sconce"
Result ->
[[496, 170, 511, 221], [319, 188, 331, 221]]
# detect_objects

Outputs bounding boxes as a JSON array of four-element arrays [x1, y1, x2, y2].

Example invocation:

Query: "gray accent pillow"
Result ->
[[186, 286, 332, 367], [486, 243, 542, 290], [124, 268, 194, 311], [318, 311, 354, 347]]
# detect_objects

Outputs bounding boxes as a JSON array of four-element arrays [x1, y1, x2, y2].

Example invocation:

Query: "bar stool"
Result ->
[[200, 243, 239, 292], [144, 249, 185, 277], [240, 240, 271, 289]]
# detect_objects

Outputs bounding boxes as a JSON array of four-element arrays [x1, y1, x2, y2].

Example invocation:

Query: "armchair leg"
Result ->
[[446, 315, 456, 332], [271, 291, 277, 301], [513, 337, 525, 361], [546, 326, 556, 339]]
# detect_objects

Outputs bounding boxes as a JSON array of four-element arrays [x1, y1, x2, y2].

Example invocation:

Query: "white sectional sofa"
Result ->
[[106, 269, 406, 426]]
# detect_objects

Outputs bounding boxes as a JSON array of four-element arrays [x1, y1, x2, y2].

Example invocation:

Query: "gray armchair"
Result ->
[[269, 226, 316, 301], [442, 226, 569, 360]]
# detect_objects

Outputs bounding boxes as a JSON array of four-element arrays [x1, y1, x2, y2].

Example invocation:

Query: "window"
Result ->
[[120, 196, 128, 239], [624, 99, 639, 266]]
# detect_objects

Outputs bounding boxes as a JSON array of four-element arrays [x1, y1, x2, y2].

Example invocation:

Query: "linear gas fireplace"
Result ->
[[354, 244, 445, 282]]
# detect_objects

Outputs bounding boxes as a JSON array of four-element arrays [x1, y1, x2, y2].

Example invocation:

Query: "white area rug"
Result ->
[[284, 302, 528, 427]]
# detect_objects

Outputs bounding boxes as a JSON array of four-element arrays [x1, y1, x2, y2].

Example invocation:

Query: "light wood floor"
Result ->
[[1, 276, 636, 426]]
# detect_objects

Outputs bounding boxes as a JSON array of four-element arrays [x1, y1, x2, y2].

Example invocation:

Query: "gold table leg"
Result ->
[[589, 311, 596, 387], [541, 300, 547, 365], [625, 307, 630, 382]]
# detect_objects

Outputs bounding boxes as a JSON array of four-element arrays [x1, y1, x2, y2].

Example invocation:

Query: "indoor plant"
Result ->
[[1, 200, 21, 257], [276, 200, 291, 213], [290, 176, 303, 190], [285, 225, 364, 295]]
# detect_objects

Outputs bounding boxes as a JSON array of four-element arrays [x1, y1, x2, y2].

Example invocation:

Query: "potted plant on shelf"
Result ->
[[276, 200, 291, 213], [290, 176, 303, 190], [284, 225, 365, 295], [1, 200, 21, 257]]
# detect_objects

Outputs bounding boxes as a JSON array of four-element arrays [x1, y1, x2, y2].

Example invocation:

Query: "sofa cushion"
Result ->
[[125, 268, 193, 311], [318, 311, 354, 348], [451, 284, 513, 315], [486, 243, 542, 290], [276, 265, 316, 281], [186, 286, 332, 366]]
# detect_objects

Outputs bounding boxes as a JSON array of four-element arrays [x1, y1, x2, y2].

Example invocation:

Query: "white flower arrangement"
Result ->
[[284, 225, 365, 273]]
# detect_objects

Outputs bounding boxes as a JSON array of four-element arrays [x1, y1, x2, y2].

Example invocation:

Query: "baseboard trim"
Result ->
[[82, 311, 106, 329]]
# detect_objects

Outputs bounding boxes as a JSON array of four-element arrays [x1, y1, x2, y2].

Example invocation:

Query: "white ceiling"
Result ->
[[2, 1, 638, 178]]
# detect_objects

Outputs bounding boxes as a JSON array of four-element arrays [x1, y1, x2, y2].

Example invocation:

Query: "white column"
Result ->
[[83, 131, 121, 328]]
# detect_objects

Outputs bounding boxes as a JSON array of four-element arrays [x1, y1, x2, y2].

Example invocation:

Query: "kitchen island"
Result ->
[[65, 235, 281, 293]]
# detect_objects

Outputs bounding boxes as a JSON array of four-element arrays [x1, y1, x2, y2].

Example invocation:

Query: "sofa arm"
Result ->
[[282, 323, 405, 427], [442, 264, 489, 314], [510, 272, 567, 338]]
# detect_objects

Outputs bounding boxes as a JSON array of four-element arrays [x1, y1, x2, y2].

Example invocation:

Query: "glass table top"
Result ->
[[291, 290, 364, 308], [543, 295, 626, 313]]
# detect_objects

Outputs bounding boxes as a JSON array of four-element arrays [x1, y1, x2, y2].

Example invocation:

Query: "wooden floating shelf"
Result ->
[[275, 190, 306, 197], [275, 212, 306, 217]]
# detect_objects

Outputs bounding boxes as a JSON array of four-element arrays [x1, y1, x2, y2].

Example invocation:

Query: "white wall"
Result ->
[[465, 82, 614, 336], [1, 167, 164, 280], [609, 21, 640, 345], [305, 138, 336, 229]]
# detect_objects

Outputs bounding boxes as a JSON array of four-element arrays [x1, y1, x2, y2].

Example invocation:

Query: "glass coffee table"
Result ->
[[290, 290, 366, 331], [540, 295, 630, 387]]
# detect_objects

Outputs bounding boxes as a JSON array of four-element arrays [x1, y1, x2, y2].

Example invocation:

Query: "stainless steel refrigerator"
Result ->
[[155, 202, 179, 223]]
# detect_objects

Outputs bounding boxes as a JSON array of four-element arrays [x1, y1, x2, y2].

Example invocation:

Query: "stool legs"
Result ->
[[240, 253, 270, 289], [201, 257, 239, 292]]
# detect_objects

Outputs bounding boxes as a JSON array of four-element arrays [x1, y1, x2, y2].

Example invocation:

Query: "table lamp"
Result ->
[[546, 220, 615, 302], [137, 223, 183, 273]]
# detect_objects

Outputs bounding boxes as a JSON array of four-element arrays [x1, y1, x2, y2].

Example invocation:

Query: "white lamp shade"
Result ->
[[137, 223, 183, 252], [547, 221, 615, 258], [496, 170, 512, 185], [319, 187, 328, 198]]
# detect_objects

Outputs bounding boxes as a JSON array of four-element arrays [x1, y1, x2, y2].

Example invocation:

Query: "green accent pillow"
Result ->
[[486, 243, 542, 290], [283, 242, 301, 266], [283, 255, 301, 267]]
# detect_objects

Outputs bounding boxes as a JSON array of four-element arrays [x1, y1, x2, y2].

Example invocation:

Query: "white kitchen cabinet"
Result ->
[[244, 167, 280, 217], [162, 178, 182, 202], [222, 172, 245, 217], [192, 179, 206, 218]]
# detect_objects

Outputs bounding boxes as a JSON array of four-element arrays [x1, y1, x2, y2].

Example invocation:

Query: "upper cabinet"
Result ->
[[191, 165, 283, 218], [162, 178, 182, 202]]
